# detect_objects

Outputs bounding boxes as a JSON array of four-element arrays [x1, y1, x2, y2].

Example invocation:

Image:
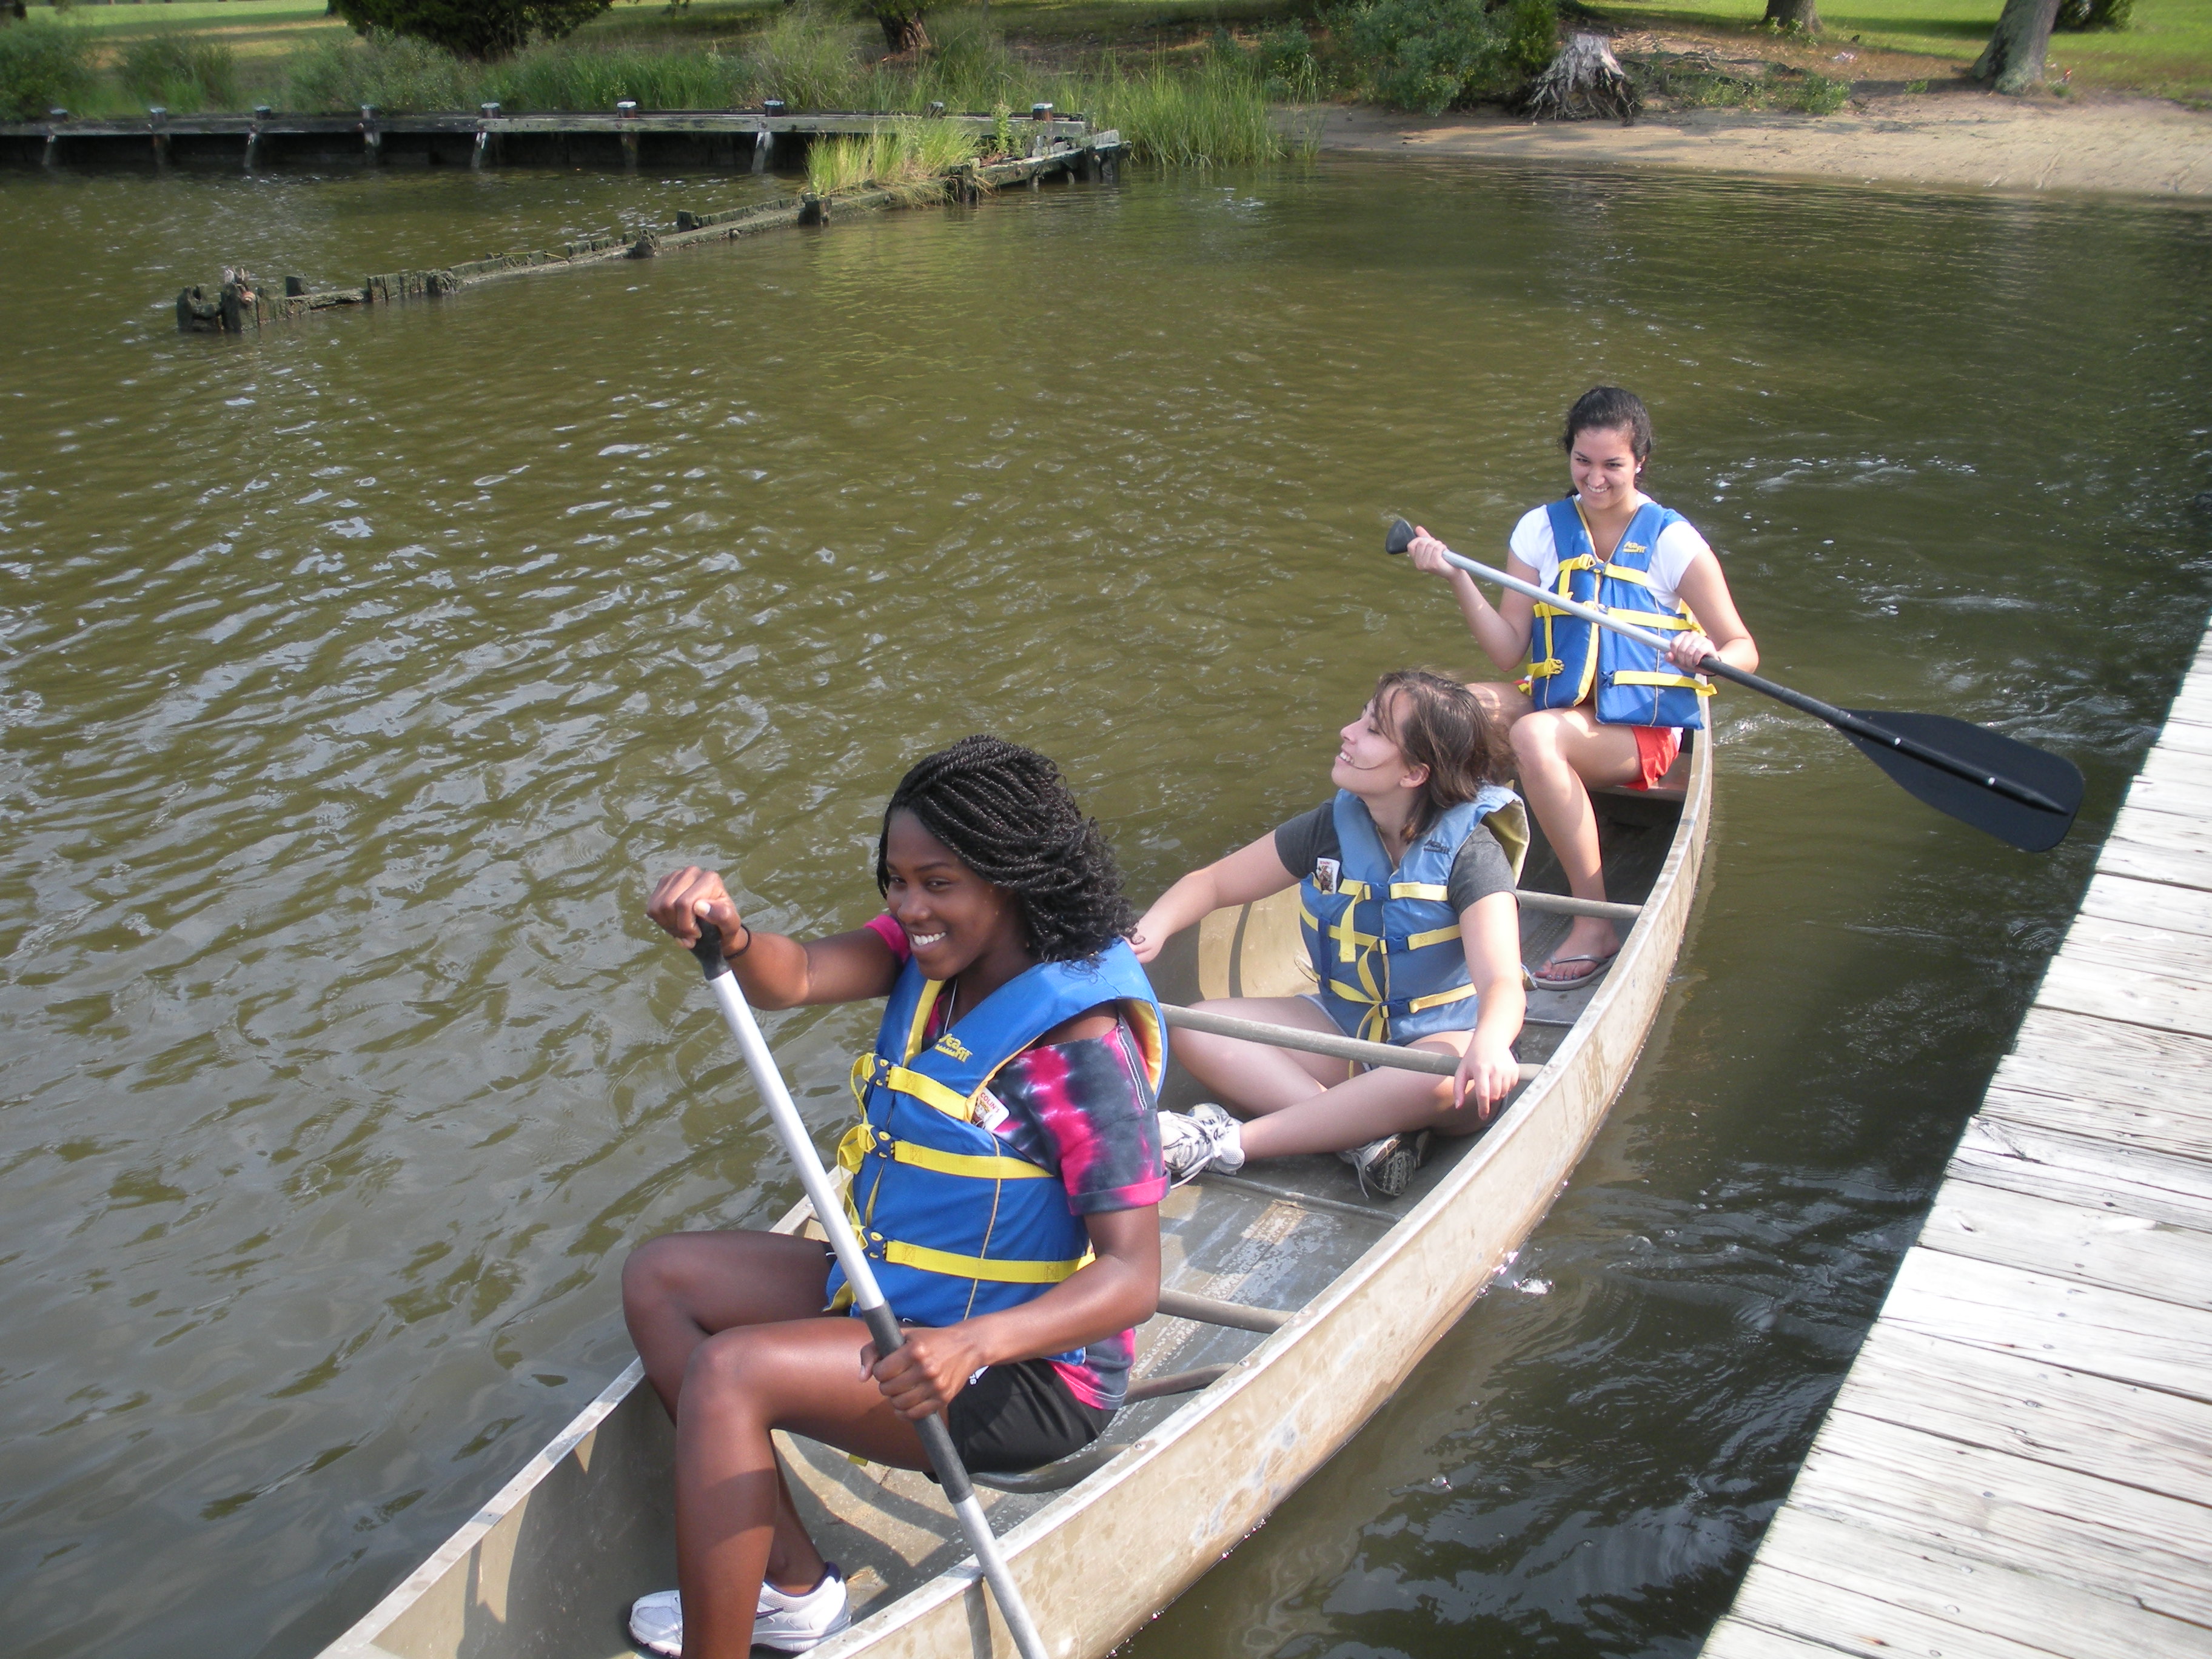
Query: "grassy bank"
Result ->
[[0, 1, 1302, 161], [1585, 0, 2212, 96]]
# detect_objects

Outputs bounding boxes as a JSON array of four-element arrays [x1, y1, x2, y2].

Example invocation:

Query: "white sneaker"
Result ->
[[1337, 1131, 1426, 1199], [628, 1563, 851, 1656], [1159, 1102, 1244, 1186]]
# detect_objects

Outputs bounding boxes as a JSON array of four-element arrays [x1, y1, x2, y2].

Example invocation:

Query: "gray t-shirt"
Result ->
[[1273, 803, 1517, 919]]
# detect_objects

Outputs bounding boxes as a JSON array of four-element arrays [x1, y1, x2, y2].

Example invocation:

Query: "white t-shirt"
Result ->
[[1507, 495, 1712, 613]]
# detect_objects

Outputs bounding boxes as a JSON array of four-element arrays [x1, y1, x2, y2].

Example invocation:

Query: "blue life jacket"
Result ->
[[1527, 497, 1712, 731], [828, 939, 1167, 1339], [1298, 786, 1527, 1046]]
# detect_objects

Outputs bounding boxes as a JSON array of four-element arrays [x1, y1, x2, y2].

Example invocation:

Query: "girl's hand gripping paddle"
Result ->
[[685, 922, 1052, 1659], [1385, 517, 2082, 853]]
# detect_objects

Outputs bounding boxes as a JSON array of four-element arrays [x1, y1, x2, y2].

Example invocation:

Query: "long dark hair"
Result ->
[[1370, 669, 1512, 836], [875, 736, 1135, 962], [1560, 384, 1654, 468]]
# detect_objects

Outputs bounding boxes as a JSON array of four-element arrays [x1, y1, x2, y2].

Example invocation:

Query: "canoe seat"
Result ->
[[968, 1366, 1232, 1493]]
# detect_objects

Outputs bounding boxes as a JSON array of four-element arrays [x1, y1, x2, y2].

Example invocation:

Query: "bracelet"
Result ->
[[724, 923, 754, 959]]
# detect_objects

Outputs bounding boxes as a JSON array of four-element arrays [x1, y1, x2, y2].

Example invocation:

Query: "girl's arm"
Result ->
[[645, 865, 902, 1010], [1667, 551, 1759, 677], [1407, 527, 1538, 675], [1452, 891, 1526, 1119], [1129, 834, 1299, 964], [861, 1206, 1160, 1419]]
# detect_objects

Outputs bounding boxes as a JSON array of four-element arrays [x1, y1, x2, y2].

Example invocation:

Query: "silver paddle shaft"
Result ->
[[690, 946, 1052, 1659], [1430, 543, 1684, 657]]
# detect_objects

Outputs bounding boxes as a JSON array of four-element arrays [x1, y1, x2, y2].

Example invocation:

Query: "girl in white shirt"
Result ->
[[1407, 386, 1758, 989]]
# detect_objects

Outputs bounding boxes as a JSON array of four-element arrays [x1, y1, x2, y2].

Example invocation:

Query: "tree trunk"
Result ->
[[1525, 33, 1641, 122], [1762, 0, 1820, 31], [874, 4, 931, 53], [1973, 0, 2061, 92]]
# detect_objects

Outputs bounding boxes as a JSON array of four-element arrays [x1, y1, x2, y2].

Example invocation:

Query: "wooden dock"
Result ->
[[0, 106, 1097, 172], [1702, 619, 2212, 1659]]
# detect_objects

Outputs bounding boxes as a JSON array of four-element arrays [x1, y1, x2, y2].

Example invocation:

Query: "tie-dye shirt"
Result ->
[[865, 914, 1165, 1410]]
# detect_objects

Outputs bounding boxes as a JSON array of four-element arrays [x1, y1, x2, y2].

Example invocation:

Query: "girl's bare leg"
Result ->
[[1172, 999, 1487, 1156], [621, 1229, 922, 1645], [674, 1316, 929, 1659], [1509, 708, 1643, 976]]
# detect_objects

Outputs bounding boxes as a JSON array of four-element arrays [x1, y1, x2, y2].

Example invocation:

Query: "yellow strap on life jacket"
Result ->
[[836, 1122, 1053, 1182], [1405, 983, 1477, 1015], [1337, 878, 1375, 901], [1405, 923, 1462, 951], [1390, 882, 1449, 902], [1610, 670, 1714, 693], [881, 1239, 1090, 1284]]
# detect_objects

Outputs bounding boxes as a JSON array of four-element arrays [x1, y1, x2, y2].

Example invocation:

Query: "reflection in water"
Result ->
[[0, 158, 2207, 1659]]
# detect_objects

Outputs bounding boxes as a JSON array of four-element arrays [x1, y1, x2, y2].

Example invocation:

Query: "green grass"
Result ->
[[1585, 0, 2212, 93], [804, 115, 982, 196]]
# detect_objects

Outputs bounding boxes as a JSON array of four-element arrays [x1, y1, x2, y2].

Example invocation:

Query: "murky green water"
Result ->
[[2, 155, 2208, 1659]]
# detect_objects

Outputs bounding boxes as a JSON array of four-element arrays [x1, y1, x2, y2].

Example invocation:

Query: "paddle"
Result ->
[[1384, 518, 2083, 853], [684, 922, 1051, 1659]]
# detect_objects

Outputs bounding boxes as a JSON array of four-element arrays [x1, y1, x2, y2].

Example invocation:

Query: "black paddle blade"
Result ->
[[1385, 517, 1415, 555], [1840, 709, 2083, 853]]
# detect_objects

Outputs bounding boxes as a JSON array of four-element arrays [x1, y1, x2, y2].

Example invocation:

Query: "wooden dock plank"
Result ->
[[1942, 1116, 2212, 1233], [1791, 1415, 2212, 1627], [2030, 953, 2212, 1040], [2120, 771, 2212, 823], [2146, 714, 2212, 758], [1729, 1507, 2207, 1659], [2072, 871, 2212, 942], [1916, 1178, 2212, 1310], [1700, 1618, 1866, 1659], [1981, 1079, 2212, 1164], [1829, 1322, 2212, 1500], [1878, 1249, 2212, 1406], [1721, 1559, 2070, 1659], [2039, 911, 2212, 985]]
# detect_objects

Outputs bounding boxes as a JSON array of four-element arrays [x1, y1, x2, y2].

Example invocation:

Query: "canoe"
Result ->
[[320, 737, 1711, 1659]]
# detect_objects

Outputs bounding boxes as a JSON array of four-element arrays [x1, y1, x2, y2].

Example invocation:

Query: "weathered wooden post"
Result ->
[[1029, 104, 1051, 160], [360, 104, 381, 166], [149, 106, 168, 169], [219, 272, 264, 333], [798, 189, 825, 227], [42, 108, 65, 170], [754, 99, 783, 173], [617, 99, 640, 170], [474, 102, 499, 169], [245, 104, 270, 171]]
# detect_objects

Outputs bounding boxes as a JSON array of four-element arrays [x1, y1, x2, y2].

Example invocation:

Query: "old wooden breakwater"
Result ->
[[172, 121, 1121, 334], [1701, 612, 2212, 1659], [2, 104, 1096, 173]]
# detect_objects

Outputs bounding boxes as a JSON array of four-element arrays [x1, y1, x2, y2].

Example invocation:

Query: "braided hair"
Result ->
[[874, 736, 1136, 964]]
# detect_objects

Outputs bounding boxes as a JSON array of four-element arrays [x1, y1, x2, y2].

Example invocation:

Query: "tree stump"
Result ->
[[1525, 33, 1641, 123]]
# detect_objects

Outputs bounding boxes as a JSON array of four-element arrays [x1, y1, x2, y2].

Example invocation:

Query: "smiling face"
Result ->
[[881, 808, 1028, 982], [1567, 423, 1644, 514], [1331, 691, 1428, 802]]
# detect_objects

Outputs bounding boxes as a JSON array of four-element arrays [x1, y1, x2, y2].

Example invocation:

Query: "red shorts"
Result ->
[[1623, 725, 1681, 791]]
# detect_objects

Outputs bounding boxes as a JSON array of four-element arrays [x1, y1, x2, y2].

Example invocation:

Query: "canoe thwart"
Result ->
[[970, 1439, 1125, 1495], [1154, 1287, 1291, 1334], [1516, 890, 1642, 922], [1193, 1170, 1401, 1225], [1125, 1364, 1232, 1403], [1161, 1003, 1540, 1082]]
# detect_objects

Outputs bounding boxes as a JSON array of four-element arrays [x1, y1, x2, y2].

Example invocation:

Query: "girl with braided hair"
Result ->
[[623, 736, 1165, 1659]]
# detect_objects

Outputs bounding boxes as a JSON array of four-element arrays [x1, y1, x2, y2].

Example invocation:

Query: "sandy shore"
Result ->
[[1314, 89, 2212, 199]]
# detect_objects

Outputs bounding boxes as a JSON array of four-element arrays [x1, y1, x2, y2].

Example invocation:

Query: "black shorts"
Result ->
[[943, 1358, 1114, 1475]]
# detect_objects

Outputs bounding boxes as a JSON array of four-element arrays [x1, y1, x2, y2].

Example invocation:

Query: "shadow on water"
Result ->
[[0, 155, 2206, 1659]]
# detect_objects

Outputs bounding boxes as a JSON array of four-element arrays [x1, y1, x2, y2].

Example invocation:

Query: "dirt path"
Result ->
[[1314, 88, 2212, 199]]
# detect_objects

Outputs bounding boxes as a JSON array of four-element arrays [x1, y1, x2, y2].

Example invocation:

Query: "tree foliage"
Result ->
[[1336, 0, 1557, 115], [330, 0, 612, 61]]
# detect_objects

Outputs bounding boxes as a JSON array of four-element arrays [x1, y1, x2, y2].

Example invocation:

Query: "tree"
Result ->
[[1972, 0, 2060, 92], [1762, 0, 1820, 33], [866, 0, 930, 54], [330, 0, 611, 59]]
